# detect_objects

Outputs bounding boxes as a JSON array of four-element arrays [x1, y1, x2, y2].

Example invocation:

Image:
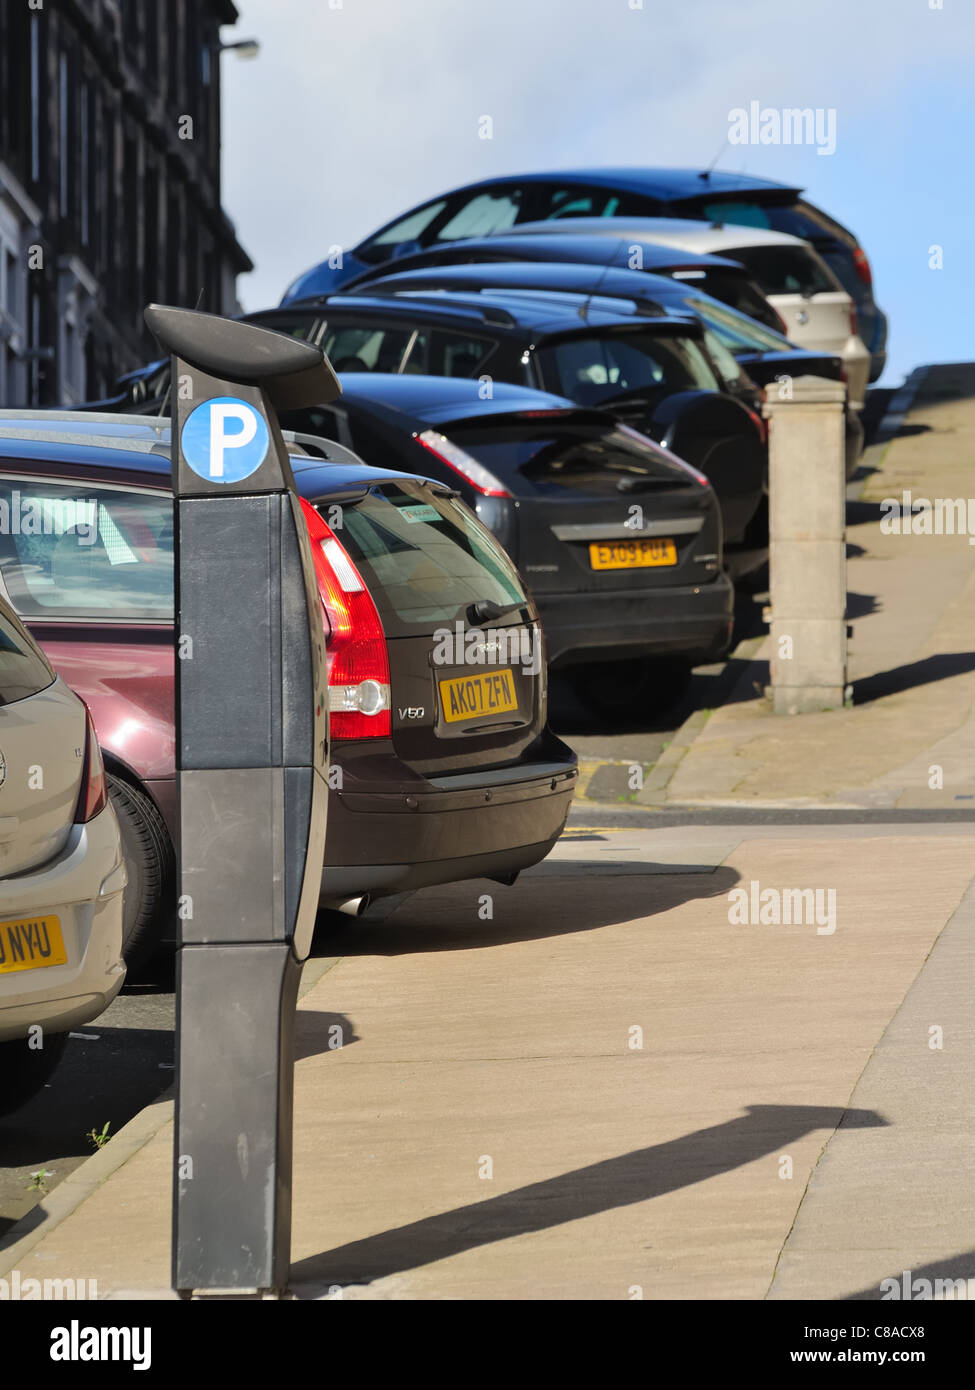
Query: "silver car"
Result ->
[[0, 597, 126, 1116]]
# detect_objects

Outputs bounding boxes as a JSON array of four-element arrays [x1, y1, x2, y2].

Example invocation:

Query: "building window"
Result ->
[[59, 53, 69, 218], [80, 82, 90, 246], [29, 14, 40, 183]]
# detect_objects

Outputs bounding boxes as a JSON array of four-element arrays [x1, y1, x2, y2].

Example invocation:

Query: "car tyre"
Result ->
[[0, 1032, 69, 1117], [573, 658, 693, 721], [107, 774, 175, 974]]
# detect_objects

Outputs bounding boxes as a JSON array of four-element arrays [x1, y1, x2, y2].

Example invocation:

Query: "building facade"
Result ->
[[0, 0, 252, 407]]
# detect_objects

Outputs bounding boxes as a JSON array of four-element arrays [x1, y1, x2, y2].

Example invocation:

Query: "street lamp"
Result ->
[[219, 38, 260, 60]]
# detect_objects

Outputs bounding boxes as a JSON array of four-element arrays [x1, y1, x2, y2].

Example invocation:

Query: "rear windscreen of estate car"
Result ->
[[329, 484, 528, 636], [0, 602, 55, 704], [0, 479, 173, 621], [727, 246, 839, 297]]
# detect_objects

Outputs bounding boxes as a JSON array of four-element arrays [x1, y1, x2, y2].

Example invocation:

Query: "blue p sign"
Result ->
[[181, 397, 270, 483]]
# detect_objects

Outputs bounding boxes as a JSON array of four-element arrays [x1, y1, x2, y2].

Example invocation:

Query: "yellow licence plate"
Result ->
[[0, 916, 67, 976], [439, 669, 519, 723], [589, 538, 677, 570]]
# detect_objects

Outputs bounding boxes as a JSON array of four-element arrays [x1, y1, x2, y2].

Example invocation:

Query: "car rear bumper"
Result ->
[[0, 804, 127, 1041], [536, 574, 734, 667], [322, 755, 577, 901]]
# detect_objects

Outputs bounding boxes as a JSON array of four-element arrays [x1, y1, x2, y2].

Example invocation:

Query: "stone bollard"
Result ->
[[764, 375, 848, 715]]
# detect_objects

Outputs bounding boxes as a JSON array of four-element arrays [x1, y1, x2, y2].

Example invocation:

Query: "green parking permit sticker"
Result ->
[[399, 503, 441, 523]]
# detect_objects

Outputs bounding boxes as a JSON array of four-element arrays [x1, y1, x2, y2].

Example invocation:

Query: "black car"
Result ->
[[354, 259, 864, 480], [273, 376, 735, 717], [280, 167, 885, 379], [245, 291, 767, 565], [0, 412, 577, 954], [334, 231, 786, 336], [80, 371, 734, 714]]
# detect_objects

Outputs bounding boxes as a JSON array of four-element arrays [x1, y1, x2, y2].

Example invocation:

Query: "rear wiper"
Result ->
[[467, 598, 528, 624]]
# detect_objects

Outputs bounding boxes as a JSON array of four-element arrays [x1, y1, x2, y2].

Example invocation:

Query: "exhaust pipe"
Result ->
[[326, 894, 371, 918]]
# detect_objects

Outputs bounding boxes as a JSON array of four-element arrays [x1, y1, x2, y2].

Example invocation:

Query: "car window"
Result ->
[[0, 479, 173, 621], [246, 313, 323, 344], [679, 294, 788, 351], [726, 246, 839, 297], [334, 485, 527, 634], [537, 332, 718, 406], [538, 186, 623, 219], [0, 600, 54, 704], [403, 330, 494, 377], [363, 199, 448, 254], [321, 324, 414, 372], [435, 190, 522, 242], [675, 270, 783, 332]]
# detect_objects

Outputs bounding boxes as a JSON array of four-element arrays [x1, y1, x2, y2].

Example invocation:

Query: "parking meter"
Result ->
[[144, 305, 341, 1296]]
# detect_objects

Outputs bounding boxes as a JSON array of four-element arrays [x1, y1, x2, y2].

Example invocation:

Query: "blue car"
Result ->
[[282, 168, 886, 380]]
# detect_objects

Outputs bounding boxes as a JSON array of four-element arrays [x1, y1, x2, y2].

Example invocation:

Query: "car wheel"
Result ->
[[573, 658, 693, 721], [107, 774, 175, 974], [0, 1032, 68, 1117]]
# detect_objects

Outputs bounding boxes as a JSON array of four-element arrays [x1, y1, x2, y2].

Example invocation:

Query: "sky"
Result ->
[[220, 0, 975, 388]]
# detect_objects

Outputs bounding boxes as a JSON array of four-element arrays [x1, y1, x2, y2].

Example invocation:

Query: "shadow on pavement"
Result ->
[[291, 1104, 886, 1288], [294, 1011, 359, 1063], [314, 866, 740, 957], [854, 651, 975, 704]]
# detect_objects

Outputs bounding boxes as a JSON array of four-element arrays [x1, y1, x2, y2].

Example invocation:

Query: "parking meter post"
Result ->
[[763, 375, 848, 715], [144, 306, 340, 1297]]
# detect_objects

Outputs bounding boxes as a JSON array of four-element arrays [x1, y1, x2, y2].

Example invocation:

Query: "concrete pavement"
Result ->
[[584, 363, 975, 811], [4, 822, 975, 1300]]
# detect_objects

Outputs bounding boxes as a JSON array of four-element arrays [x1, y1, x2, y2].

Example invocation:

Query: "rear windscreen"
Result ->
[[0, 604, 54, 704], [727, 246, 838, 297], [0, 479, 173, 621], [677, 271, 783, 331], [537, 332, 718, 407], [445, 420, 693, 497], [333, 485, 528, 635]]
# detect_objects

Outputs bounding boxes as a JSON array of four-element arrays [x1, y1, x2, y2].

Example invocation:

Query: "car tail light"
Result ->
[[415, 429, 512, 497], [74, 708, 108, 824], [299, 498, 391, 739], [744, 404, 767, 445], [852, 247, 872, 287], [849, 305, 859, 336]]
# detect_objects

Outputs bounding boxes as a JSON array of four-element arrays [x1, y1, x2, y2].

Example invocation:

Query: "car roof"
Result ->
[[353, 260, 689, 309], [382, 168, 802, 210], [509, 217, 811, 253], [0, 411, 425, 493], [373, 231, 745, 273], [322, 289, 698, 336]]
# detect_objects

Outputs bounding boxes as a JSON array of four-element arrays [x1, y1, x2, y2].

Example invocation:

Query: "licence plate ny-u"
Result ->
[[589, 538, 677, 570], [439, 669, 518, 723], [0, 916, 67, 975]]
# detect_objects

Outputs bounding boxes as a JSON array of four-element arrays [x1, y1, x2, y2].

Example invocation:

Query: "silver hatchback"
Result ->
[[0, 597, 126, 1116]]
